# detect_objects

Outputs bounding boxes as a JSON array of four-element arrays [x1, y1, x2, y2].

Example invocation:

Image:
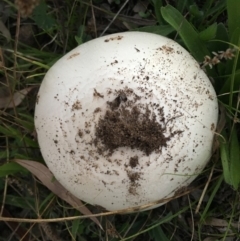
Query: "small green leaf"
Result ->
[[0, 162, 28, 177], [189, 4, 203, 18], [32, 1, 56, 30], [138, 10, 152, 19], [75, 26, 91, 45], [199, 23, 217, 41], [75, 36, 83, 45], [216, 23, 229, 43]]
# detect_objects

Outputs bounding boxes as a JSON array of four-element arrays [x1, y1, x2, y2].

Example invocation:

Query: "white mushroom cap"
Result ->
[[35, 32, 218, 211]]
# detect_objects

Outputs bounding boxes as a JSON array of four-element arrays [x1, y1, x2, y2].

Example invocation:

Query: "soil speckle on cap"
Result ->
[[129, 156, 139, 168], [71, 100, 82, 111], [157, 45, 174, 54], [78, 129, 83, 137], [67, 52, 80, 59], [94, 88, 104, 98], [94, 107, 102, 113], [211, 123, 215, 131], [36, 95, 40, 104], [127, 170, 142, 195], [104, 36, 123, 42], [107, 92, 127, 110], [128, 171, 141, 183]]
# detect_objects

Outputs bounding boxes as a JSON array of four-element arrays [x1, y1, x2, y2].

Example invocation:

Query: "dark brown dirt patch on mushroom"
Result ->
[[128, 186, 138, 195], [127, 170, 142, 196], [94, 89, 183, 156], [71, 100, 82, 110], [128, 171, 141, 183], [107, 91, 127, 110], [95, 97, 169, 156], [129, 156, 139, 168]]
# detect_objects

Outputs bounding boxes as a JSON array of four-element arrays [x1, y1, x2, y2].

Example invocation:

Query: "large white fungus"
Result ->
[[35, 32, 218, 211]]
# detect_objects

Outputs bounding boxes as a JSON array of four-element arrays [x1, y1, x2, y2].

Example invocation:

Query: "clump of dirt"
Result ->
[[95, 90, 175, 156], [127, 170, 142, 195], [128, 171, 141, 183], [107, 91, 127, 110], [129, 156, 139, 168]]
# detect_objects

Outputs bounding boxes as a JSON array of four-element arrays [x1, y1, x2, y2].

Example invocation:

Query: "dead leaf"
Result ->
[[14, 159, 102, 229], [203, 231, 235, 241], [203, 217, 239, 228], [0, 20, 11, 42], [133, 0, 148, 13], [0, 87, 33, 109], [203, 238, 219, 241]]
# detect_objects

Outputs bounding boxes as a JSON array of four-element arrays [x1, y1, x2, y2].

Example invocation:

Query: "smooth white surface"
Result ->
[[35, 32, 218, 211]]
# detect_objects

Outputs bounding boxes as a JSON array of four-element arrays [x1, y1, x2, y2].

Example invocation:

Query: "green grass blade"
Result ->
[[229, 127, 240, 190], [133, 25, 175, 36], [161, 5, 209, 61], [122, 210, 189, 241], [152, 0, 164, 24], [227, 0, 240, 39], [1, 194, 35, 210], [38, 193, 55, 212], [219, 135, 231, 185], [71, 215, 82, 239], [149, 225, 170, 241], [176, 0, 188, 13], [200, 175, 224, 222], [218, 28, 240, 106], [203, 0, 226, 25], [0, 124, 22, 138], [229, 28, 240, 108], [202, 0, 215, 13]]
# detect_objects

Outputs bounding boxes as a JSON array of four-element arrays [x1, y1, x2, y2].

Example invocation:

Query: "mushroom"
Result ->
[[34, 32, 218, 211]]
